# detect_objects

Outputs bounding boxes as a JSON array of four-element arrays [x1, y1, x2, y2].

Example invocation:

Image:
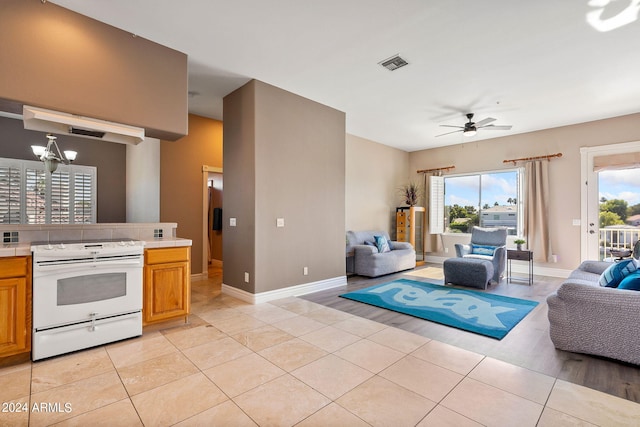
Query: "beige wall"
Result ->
[[0, 0, 188, 140], [160, 115, 223, 275], [222, 83, 256, 292], [409, 112, 640, 271], [346, 134, 410, 237], [223, 80, 346, 294]]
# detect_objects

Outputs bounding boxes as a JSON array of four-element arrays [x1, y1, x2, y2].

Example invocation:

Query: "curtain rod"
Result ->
[[416, 165, 455, 174], [503, 153, 562, 165]]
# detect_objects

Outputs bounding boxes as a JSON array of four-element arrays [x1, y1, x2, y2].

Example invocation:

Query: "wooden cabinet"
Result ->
[[143, 247, 191, 325], [0, 256, 31, 358], [396, 210, 409, 242], [396, 206, 425, 248], [396, 206, 426, 264]]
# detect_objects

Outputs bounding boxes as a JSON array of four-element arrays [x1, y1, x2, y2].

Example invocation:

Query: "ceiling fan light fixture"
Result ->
[[463, 127, 477, 136]]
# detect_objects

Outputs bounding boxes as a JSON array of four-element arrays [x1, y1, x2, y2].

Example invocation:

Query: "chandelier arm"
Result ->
[[52, 140, 67, 163]]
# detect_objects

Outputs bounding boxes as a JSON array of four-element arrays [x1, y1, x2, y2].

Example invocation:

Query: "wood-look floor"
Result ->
[[300, 264, 640, 404]]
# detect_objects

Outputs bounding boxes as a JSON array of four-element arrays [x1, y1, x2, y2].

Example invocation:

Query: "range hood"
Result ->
[[23, 105, 145, 145]]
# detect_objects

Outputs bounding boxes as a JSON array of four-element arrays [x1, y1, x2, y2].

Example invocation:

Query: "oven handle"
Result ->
[[34, 259, 143, 272]]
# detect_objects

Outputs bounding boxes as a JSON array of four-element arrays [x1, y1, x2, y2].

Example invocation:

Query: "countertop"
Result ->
[[0, 238, 192, 258]]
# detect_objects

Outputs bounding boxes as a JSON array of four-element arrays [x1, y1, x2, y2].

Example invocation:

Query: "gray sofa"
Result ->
[[547, 260, 640, 365], [347, 230, 416, 277]]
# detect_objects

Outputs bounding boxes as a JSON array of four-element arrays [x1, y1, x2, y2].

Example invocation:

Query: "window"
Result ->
[[0, 157, 96, 224], [430, 169, 523, 236]]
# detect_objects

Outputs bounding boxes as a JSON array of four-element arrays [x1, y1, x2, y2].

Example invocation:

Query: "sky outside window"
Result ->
[[599, 168, 640, 205], [445, 171, 518, 208]]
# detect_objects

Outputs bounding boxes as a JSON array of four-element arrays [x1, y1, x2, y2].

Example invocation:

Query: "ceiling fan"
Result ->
[[436, 113, 512, 137]]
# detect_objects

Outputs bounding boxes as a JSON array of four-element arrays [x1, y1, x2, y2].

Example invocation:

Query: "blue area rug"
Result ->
[[340, 279, 538, 339]]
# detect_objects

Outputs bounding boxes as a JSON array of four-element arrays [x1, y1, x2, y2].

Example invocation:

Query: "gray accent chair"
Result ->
[[454, 227, 508, 283], [547, 260, 640, 365], [346, 230, 416, 277]]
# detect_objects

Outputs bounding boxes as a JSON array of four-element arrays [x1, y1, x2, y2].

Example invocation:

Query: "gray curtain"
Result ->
[[525, 160, 553, 262], [423, 172, 443, 253]]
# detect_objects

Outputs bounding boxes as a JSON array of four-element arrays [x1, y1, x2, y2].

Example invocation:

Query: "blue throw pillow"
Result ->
[[374, 235, 391, 253], [598, 259, 637, 288], [471, 244, 497, 256], [618, 271, 640, 290]]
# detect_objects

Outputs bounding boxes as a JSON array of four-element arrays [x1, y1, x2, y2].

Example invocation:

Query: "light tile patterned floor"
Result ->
[[1, 275, 640, 426]]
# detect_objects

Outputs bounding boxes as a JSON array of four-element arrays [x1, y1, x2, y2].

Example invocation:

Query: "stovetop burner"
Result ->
[[31, 239, 144, 255]]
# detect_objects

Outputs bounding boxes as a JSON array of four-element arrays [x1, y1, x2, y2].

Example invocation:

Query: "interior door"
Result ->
[[582, 154, 600, 261]]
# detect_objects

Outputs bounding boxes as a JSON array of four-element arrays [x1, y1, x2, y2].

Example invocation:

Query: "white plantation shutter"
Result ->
[[0, 163, 22, 224], [0, 158, 96, 224], [429, 175, 445, 234], [51, 170, 70, 224], [74, 172, 93, 223], [25, 168, 46, 224]]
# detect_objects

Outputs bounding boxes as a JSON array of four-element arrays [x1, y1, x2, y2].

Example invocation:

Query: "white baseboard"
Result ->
[[425, 255, 571, 279], [221, 276, 348, 304], [191, 272, 207, 281]]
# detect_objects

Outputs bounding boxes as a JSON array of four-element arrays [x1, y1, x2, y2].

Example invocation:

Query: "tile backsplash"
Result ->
[[0, 223, 177, 244], [2, 231, 19, 243]]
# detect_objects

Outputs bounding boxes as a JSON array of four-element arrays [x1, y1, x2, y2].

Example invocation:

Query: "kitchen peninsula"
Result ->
[[0, 223, 192, 363]]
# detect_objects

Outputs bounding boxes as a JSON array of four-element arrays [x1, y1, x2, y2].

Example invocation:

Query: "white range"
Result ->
[[31, 240, 144, 361]]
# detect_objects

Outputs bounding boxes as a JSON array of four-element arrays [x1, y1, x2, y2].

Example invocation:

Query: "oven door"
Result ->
[[33, 263, 143, 330]]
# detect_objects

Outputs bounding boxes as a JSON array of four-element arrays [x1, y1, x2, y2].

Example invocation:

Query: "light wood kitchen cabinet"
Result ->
[[143, 247, 191, 325], [0, 256, 31, 358]]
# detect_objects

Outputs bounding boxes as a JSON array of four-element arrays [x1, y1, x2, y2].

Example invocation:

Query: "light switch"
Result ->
[[230, 218, 237, 227], [276, 218, 285, 227]]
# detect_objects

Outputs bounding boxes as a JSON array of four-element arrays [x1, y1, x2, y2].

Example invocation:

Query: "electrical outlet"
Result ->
[[244, 272, 249, 282], [444, 247, 449, 253], [230, 218, 237, 227], [276, 218, 285, 227], [303, 266, 308, 276]]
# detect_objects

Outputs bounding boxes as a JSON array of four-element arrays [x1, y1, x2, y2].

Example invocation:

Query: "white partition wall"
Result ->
[[126, 137, 160, 222]]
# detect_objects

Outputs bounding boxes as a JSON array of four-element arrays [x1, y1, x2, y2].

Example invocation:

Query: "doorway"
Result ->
[[581, 141, 640, 261], [208, 172, 223, 270], [202, 166, 222, 278]]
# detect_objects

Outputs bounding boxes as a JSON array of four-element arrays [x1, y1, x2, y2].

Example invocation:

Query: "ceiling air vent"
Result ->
[[69, 127, 106, 138], [379, 54, 408, 71]]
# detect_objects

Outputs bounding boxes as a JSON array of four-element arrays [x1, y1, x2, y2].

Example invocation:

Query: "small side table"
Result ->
[[507, 249, 533, 285]]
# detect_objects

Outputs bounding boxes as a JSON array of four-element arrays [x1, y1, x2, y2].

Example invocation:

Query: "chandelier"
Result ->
[[31, 134, 77, 173]]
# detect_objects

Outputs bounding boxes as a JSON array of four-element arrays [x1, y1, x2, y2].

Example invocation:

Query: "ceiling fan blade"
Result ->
[[439, 125, 464, 129], [435, 129, 463, 137], [474, 117, 496, 127], [481, 124, 512, 130]]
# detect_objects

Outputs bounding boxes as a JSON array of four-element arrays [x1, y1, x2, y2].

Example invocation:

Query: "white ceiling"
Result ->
[[50, 0, 640, 152]]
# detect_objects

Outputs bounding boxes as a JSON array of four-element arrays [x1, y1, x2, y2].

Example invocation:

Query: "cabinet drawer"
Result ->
[[508, 250, 532, 261], [145, 247, 190, 264], [0, 257, 28, 279]]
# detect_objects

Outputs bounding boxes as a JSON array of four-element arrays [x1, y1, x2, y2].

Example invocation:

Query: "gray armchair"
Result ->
[[454, 227, 508, 283]]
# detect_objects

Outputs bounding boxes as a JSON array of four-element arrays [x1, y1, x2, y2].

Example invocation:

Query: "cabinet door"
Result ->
[[144, 261, 190, 325], [0, 277, 28, 357]]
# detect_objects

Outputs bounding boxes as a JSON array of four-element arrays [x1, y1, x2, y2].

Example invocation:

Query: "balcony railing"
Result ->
[[599, 226, 640, 260]]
